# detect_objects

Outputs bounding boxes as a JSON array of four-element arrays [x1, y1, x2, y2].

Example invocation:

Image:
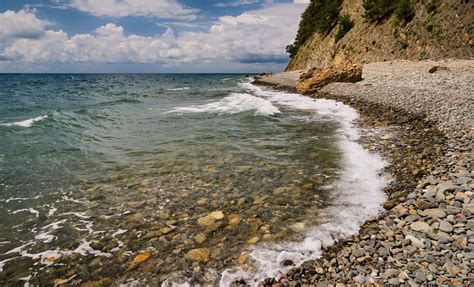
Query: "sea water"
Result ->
[[0, 74, 386, 285]]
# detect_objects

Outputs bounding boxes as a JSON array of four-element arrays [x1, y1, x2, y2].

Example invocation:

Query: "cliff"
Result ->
[[286, 0, 473, 71]]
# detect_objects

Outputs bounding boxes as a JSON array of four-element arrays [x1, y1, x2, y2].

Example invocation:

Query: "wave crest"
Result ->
[[168, 93, 280, 116], [1, 115, 48, 128]]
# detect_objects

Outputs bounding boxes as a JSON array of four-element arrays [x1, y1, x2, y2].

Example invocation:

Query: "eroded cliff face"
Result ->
[[287, 0, 473, 71]]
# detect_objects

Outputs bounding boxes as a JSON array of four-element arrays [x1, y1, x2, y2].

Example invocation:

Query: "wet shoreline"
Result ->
[[254, 59, 473, 285]]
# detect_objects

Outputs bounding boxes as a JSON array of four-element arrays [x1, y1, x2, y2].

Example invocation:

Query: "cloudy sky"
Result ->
[[0, 0, 309, 73]]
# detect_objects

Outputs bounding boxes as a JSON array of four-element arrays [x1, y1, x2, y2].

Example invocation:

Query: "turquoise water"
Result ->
[[0, 74, 348, 285]]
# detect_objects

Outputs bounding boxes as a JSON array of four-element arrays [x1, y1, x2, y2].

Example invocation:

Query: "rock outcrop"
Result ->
[[287, 0, 473, 71], [296, 62, 362, 94]]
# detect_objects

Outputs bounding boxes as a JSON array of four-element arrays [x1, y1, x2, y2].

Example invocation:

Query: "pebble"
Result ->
[[187, 248, 210, 262], [410, 221, 432, 233], [439, 220, 453, 233]]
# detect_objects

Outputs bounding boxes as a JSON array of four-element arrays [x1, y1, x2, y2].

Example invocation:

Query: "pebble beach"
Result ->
[[254, 59, 473, 286]]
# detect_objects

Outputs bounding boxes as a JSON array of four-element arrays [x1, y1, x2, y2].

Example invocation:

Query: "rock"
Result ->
[[384, 269, 399, 277], [444, 260, 461, 275], [273, 187, 286, 195], [296, 62, 363, 94], [81, 279, 111, 287], [405, 235, 424, 248], [187, 248, 210, 262], [291, 222, 306, 232], [144, 230, 162, 239], [197, 215, 216, 227], [133, 252, 151, 265], [352, 248, 365, 258], [209, 211, 224, 220], [237, 253, 249, 266], [418, 208, 446, 218], [160, 227, 174, 235], [253, 195, 268, 205], [280, 259, 294, 267], [383, 199, 398, 210], [439, 220, 453, 233], [415, 271, 427, 282], [228, 213, 240, 226], [247, 236, 260, 244], [437, 182, 456, 192], [410, 221, 432, 233], [385, 230, 395, 237], [195, 233, 206, 244], [388, 278, 400, 285], [129, 212, 144, 223]]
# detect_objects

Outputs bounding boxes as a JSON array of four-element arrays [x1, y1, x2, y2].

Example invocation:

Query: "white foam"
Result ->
[[1, 115, 48, 128], [168, 93, 280, 116], [219, 83, 388, 286], [11, 208, 39, 217], [166, 87, 191, 91]]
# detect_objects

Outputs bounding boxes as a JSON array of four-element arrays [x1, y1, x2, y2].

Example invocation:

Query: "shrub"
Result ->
[[362, 0, 398, 23], [395, 0, 415, 22], [426, 1, 438, 14], [335, 13, 355, 42], [287, 0, 343, 58]]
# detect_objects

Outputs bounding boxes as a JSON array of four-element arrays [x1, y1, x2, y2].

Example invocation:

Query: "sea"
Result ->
[[0, 74, 387, 286]]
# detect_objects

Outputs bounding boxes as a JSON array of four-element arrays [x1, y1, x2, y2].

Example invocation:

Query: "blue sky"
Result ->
[[0, 0, 309, 73]]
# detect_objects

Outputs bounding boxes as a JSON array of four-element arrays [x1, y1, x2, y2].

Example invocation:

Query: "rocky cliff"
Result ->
[[286, 0, 473, 71]]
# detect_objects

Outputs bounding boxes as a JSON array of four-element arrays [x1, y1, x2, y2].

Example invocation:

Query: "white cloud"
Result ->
[[294, 0, 310, 4], [1, 3, 307, 68], [68, 0, 197, 19], [0, 10, 50, 39], [215, 0, 263, 7]]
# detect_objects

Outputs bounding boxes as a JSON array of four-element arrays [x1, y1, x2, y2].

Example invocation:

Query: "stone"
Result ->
[[228, 213, 240, 226], [291, 222, 306, 232], [418, 208, 446, 218], [247, 236, 260, 244], [388, 278, 400, 285], [237, 253, 249, 265], [405, 235, 424, 248], [197, 215, 216, 227], [384, 269, 399, 277], [439, 220, 453, 233], [144, 230, 161, 239], [273, 187, 286, 195], [280, 259, 294, 267], [195, 233, 206, 244], [296, 62, 363, 94], [383, 199, 398, 210], [385, 230, 395, 237], [187, 248, 210, 262], [437, 182, 456, 192], [133, 252, 151, 265], [444, 260, 461, 275], [209, 211, 224, 220], [410, 221, 432, 233], [160, 227, 174, 235], [352, 248, 365, 259], [129, 213, 144, 223]]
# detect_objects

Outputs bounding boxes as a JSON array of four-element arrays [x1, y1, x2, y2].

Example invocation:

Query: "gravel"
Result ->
[[254, 59, 473, 286]]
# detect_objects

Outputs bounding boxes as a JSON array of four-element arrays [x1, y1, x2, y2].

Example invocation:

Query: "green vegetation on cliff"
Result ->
[[286, 0, 343, 58]]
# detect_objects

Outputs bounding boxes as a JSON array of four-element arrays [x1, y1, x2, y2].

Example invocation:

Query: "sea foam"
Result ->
[[218, 82, 388, 286], [166, 87, 191, 91], [1, 115, 48, 128], [168, 92, 280, 116]]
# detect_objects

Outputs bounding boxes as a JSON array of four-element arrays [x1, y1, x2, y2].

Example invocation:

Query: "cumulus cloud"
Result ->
[[1, 3, 306, 67], [0, 10, 50, 39], [67, 0, 197, 19], [215, 0, 267, 7]]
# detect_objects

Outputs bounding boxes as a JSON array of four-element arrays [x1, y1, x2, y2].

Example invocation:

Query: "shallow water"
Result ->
[[0, 74, 385, 285]]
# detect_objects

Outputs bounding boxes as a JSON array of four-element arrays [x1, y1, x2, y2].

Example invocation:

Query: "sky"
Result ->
[[0, 0, 309, 73]]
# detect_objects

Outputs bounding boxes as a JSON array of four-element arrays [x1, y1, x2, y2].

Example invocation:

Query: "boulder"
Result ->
[[296, 62, 363, 94]]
